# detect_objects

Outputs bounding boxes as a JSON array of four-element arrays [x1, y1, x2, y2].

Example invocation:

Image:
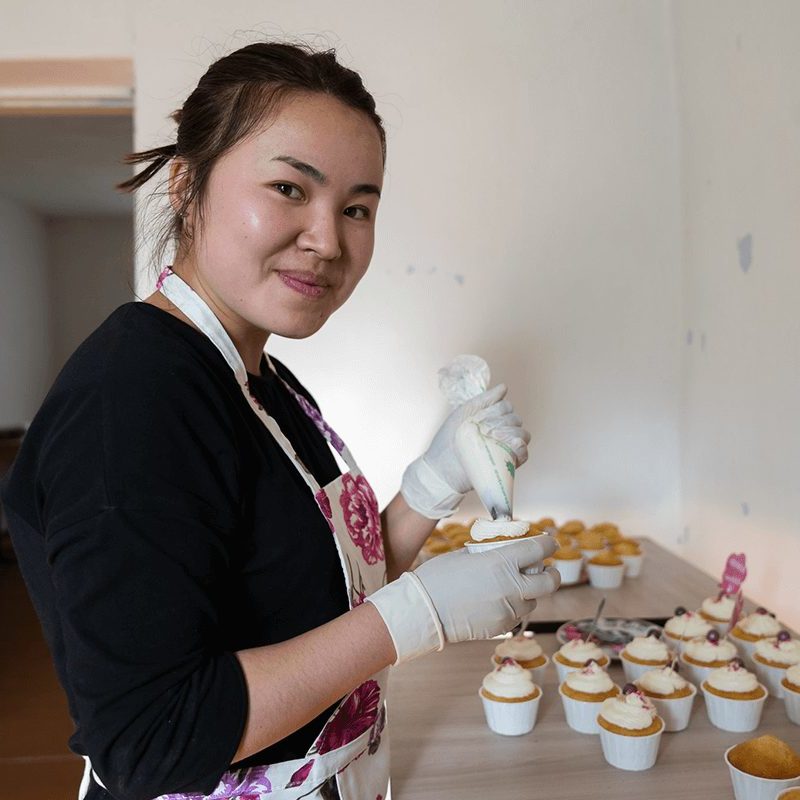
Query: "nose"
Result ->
[[296, 206, 342, 261]]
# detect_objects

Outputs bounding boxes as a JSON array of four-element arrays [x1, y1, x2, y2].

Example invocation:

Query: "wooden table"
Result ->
[[388, 539, 800, 798]]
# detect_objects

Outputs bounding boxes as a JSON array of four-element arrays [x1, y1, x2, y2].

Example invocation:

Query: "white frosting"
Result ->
[[684, 636, 738, 664], [786, 664, 800, 687], [438, 355, 490, 406], [706, 663, 760, 694], [637, 666, 689, 696], [754, 637, 800, 666], [558, 639, 606, 665], [470, 518, 530, 542], [738, 612, 782, 637], [495, 634, 543, 662], [482, 659, 537, 699], [701, 595, 736, 620], [664, 612, 712, 639], [623, 635, 671, 663], [563, 660, 616, 694], [599, 693, 657, 730]]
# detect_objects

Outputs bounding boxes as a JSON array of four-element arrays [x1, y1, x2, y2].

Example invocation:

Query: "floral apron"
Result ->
[[79, 268, 390, 800]]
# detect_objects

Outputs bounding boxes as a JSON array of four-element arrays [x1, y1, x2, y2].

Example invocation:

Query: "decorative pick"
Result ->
[[585, 597, 606, 644]]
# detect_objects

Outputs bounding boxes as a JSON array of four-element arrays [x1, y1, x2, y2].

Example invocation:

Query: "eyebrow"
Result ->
[[272, 155, 381, 198]]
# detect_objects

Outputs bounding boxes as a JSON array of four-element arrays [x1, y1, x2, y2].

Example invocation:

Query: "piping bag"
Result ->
[[438, 355, 516, 521]]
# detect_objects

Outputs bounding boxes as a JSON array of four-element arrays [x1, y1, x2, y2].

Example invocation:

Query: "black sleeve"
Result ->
[[39, 354, 249, 800]]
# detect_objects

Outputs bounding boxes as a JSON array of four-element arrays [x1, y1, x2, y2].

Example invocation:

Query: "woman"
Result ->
[[0, 42, 559, 800]]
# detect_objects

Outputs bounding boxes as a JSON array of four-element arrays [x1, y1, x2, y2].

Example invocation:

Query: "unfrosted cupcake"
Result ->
[[620, 634, 673, 683], [752, 631, 800, 699], [493, 631, 549, 684], [576, 528, 606, 559], [558, 659, 619, 734], [597, 685, 664, 771], [783, 663, 800, 726], [592, 522, 622, 544], [663, 606, 712, 652], [730, 607, 783, 667], [726, 735, 800, 800], [586, 550, 625, 589], [612, 539, 643, 577], [464, 519, 546, 555], [550, 544, 584, 585], [554, 637, 610, 683], [702, 659, 768, 732], [680, 629, 739, 686], [559, 519, 585, 537], [636, 665, 696, 731], [479, 657, 542, 735], [699, 593, 738, 633]]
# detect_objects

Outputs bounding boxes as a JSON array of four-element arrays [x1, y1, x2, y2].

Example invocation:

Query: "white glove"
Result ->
[[400, 383, 531, 519], [367, 536, 560, 664]]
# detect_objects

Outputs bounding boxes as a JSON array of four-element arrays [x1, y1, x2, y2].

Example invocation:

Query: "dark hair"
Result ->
[[117, 41, 386, 274]]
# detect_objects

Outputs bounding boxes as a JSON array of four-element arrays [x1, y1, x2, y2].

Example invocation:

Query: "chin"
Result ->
[[269, 312, 330, 340]]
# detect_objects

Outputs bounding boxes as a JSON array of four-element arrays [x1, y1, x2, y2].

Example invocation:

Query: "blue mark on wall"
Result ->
[[686, 330, 693, 346], [453, 274, 464, 286], [741, 501, 750, 516], [738, 234, 752, 273], [406, 264, 416, 274]]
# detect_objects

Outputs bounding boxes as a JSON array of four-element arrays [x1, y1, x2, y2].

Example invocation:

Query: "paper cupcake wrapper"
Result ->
[[783, 683, 800, 725], [678, 652, 719, 687], [664, 631, 689, 655], [702, 684, 768, 732], [480, 690, 541, 736], [558, 685, 607, 734], [725, 745, 800, 800], [552, 556, 583, 584], [598, 721, 662, 771], [621, 656, 670, 684], [586, 563, 625, 590], [620, 553, 643, 578], [753, 658, 788, 699], [731, 636, 760, 670], [645, 684, 697, 732]]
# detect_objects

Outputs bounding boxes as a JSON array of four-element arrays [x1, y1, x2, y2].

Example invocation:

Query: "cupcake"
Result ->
[[558, 659, 619, 734], [663, 606, 712, 653], [463, 519, 544, 554], [479, 657, 542, 736], [597, 685, 664, 771], [576, 528, 607, 560], [592, 522, 622, 545], [611, 538, 643, 577], [777, 791, 800, 800], [636, 665, 696, 731], [493, 631, 549, 684], [701, 659, 768, 732], [752, 630, 800, 699], [730, 607, 783, 667], [699, 592, 738, 633], [782, 662, 800, 725], [550, 544, 584, 585], [586, 550, 625, 590], [725, 736, 800, 800], [554, 637, 610, 683], [536, 517, 557, 534], [620, 634, 673, 683], [680, 629, 739, 686], [559, 519, 585, 537]]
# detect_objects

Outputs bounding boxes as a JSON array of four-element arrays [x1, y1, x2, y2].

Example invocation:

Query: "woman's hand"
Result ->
[[400, 384, 531, 518]]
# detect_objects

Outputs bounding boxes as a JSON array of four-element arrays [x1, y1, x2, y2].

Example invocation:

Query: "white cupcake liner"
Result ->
[[663, 631, 689, 654], [586, 563, 625, 590], [554, 655, 609, 684], [580, 547, 604, 560], [464, 539, 521, 554], [558, 683, 614, 734], [678, 651, 727, 687], [700, 614, 733, 635], [725, 744, 800, 800], [598, 718, 663, 771], [620, 654, 670, 684], [491, 654, 550, 685], [552, 556, 583, 584], [641, 683, 697, 732], [752, 656, 790, 699], [480, 689, 541, 735], [783, 682, 800, 725], [620, 553, 644, 578], [701, 683, 768, 732]]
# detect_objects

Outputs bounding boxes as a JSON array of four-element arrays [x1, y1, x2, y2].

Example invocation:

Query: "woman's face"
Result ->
[[175, 91, 384, 344]]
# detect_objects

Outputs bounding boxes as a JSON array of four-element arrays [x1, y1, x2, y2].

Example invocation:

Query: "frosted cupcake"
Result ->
[[550, 544, 584, 585], [464, 519, 543, 554], [726, 735, 800, 800], [753, 631, 800, 699], [701, 659, 768, 732], [620, 634, 673, 683], [597, 685, 664, 771], [730, 607, 782, 667], [680, 629, 739, 686], [479, 657, 542, 735], [554, 637, 610, 683], [586, 550, 625, 590], [558, 659, 619, 734], [699, 593, 738, 633], [663, 607, 712, 652], [783, 663, 800, 726], [636, 665, 696, 731], [612, 539, 643, 577], [493, 631, 549, 684]]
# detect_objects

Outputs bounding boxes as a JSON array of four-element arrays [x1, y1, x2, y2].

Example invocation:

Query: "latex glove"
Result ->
[[367, 536, 560, 664], [400, 383, 531, 519]]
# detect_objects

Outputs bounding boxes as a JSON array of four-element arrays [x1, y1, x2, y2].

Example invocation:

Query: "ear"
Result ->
[[168, 159, 191, 216]]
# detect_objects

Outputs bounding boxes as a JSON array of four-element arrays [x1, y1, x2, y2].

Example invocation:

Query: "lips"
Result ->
[[277, 270, 330, 298]]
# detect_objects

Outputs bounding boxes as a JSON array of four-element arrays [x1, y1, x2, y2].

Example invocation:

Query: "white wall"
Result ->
[[0, 195, 51, 428], [672, 0, 800, 630], [132, 0, 683, 545]]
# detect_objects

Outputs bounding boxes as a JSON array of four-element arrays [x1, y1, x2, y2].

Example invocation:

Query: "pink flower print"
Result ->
[[155, 265, 172, 291], [286, 387, 346, 454], [316, 680, 381, 755], [285, 759, 314, 789], [315, 489, 334, 532], [368, 705, 386, 755], [339, 474, 384, 565]]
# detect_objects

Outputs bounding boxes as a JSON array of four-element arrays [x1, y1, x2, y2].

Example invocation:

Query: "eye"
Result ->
[[272, 183, 304, 200], [344, 205, 371, 220]]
